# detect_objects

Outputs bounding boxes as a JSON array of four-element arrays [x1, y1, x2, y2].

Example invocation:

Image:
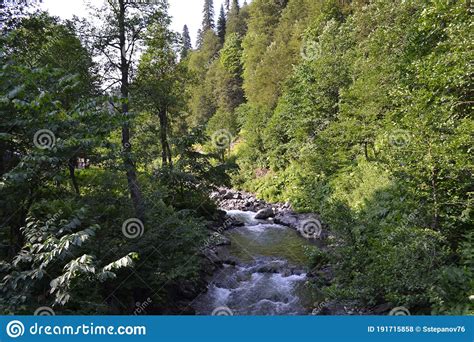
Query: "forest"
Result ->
[[0, 0, 472, 316]]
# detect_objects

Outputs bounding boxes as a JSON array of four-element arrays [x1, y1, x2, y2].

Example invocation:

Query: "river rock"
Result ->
[[274, 212, 299, 229], [210, 187, 277, 212], [255, 208, 274, 220], [200, 249, 223, 266], [210, 233, 231, 246], [372, 302, 393, 315], [223, 191, 234, 200], [256, 260, 287, 274], [223, 216, 245, 228]]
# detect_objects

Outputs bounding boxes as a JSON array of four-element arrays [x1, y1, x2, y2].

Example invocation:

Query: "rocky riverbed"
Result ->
[[172, 188, 375, 316], [210, 188, 331, 240]]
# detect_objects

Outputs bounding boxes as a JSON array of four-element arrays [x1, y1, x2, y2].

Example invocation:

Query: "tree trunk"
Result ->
[[8, 194, 33, 258], [9, 221, 23, 258], [159, 107, 172, 168], [119, 0, 145, 221], [68, 157, 80, 195]]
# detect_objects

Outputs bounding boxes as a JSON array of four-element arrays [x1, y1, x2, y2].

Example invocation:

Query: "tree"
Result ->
[[196, 28, 203, 48], [134, 15, 184, 167], [79, 0, 168, 221], [202, 0, 215, 32], [217, 5, 227, 44], [0, 12, 141, 313], [231, 0, 240, 14], [0, 12, 100, 256], [226, 0, 248, 38], [186, 29, 221, 127], [181, 24, 192, 59], [241, 0, 286, 109], [216, 32, 245, 112], [0, 0, 34, 31]]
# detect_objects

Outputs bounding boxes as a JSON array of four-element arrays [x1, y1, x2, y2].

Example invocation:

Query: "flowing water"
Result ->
[[193, 210, 316, 315]]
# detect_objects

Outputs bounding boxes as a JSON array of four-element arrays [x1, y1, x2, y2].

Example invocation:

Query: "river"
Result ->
[[192, 210, 317, 315]]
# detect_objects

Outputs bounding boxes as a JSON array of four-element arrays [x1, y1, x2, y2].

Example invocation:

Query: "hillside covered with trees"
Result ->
[[0, 0, 472, 315]]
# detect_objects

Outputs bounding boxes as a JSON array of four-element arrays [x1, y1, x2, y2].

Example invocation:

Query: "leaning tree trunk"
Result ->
[[119, 0, 145, 221]]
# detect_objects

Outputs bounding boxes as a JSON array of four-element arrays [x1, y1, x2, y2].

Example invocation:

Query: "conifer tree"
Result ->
[[226, 0, 245, 36], [181, 24, 192, 59], [217, 5, 227, 44], [231, 0, 240, 15], [202, 0, 215, 31]]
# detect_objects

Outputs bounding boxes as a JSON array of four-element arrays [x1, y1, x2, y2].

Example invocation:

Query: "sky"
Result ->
[[39, 0, 233, 47]]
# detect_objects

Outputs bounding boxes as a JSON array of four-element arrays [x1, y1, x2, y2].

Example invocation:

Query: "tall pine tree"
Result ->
[[181, 24, 192, 59], [202, 0, 215, 31], [217, 5, 226, 44]]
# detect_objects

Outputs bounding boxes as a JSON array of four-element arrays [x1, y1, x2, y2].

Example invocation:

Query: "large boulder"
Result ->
[[255, 207, 275, 220]]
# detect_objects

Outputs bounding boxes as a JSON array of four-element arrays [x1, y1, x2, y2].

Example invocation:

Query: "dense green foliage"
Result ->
[[1, 0, 471, 316], [0, 1, 228, 314], [186, 0, 473, 314]]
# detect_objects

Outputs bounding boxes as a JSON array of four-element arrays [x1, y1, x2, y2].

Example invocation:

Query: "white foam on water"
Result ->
[[193, 209, 312, 315], [210, 285, 231, 306], [226, 210, 259, 225], [194, 257, 309, 315]]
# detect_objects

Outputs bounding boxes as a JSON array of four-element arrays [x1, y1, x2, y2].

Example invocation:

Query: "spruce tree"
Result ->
[[202, 0, 215, 31], [217, 5, 227, 44], [181, 24, 192, 59]]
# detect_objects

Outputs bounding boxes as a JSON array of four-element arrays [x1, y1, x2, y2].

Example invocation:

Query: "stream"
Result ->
[[193, 210, 316, 315]]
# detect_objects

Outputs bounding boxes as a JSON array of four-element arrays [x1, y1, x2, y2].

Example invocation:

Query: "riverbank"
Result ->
[[165, 188, 383, 316]]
